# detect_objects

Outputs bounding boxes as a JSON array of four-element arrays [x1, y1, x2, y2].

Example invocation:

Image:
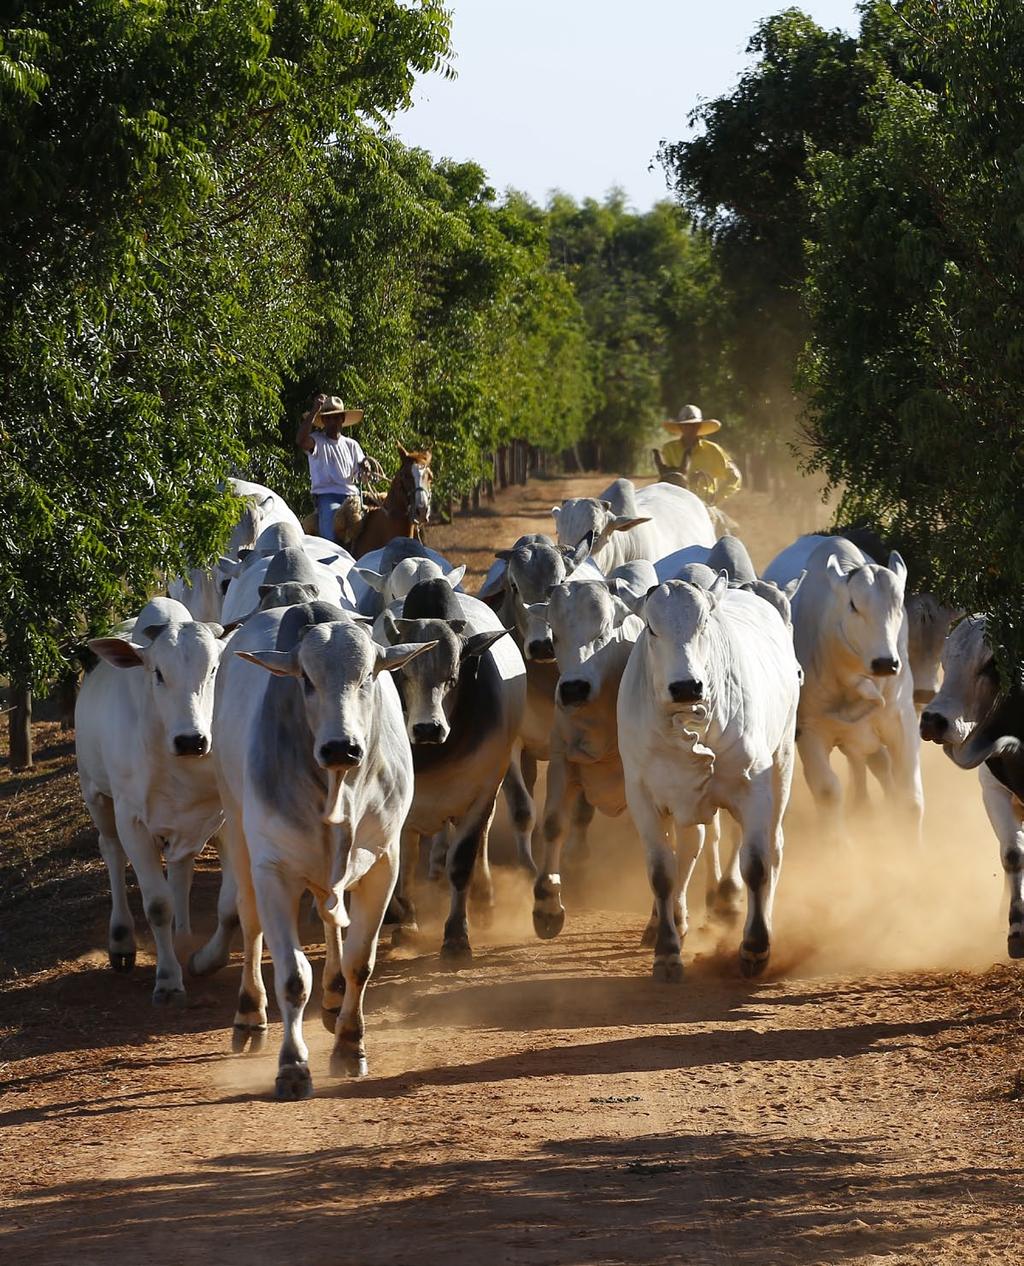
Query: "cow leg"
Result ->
[[798, 728, 844, 842], [739, 744, 794, 977], [502, 744, 538, 874], [706, 812, 743, 922], [89, 792, 137, 972], [533, 742, 579, 939], [426, 826, 450, 883], [980, 767, 1024, 959], [252, 859, 313, 1101], [330, 848, 398, 1078], [631, 796, 695, 982], [222, 815, 267, 1052], [167, 853, 195, 938], [188, 836, 240, 977], [442, 796, 498, 965], [880, 707, 924, 844], [388, 827, 422, 941], [320, 905, 345, 1034], [115, 812, 185, 1005], [847, 756, 869, 811], [565, 789, 595, 866]]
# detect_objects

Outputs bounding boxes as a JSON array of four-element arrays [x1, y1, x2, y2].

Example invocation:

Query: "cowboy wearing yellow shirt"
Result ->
[[654, 404, 742, 503]]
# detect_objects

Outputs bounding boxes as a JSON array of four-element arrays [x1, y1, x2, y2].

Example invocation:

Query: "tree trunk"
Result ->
[[460, 494, 470, 515], [55, 670, 78, 731], [497, 446, 508, 490], [472, 483, 481, 510], [485, 478, 495, 500], [9, 682, 32, 771]]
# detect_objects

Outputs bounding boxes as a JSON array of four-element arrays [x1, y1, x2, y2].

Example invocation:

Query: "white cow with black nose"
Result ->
[[76, 598, 234, 1004], [920, 615, 1024, 958], [213, 602, 431, 1099], [787, 538, 922, 839], [618, 576, 801, 979]]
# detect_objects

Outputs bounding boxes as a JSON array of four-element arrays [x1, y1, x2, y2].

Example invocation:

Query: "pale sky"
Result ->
[[393, 1, 862, 210]]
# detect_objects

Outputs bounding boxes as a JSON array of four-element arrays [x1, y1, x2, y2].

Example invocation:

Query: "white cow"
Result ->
[[764, 532, 959, 711], [350, 539, 459, 616], [618, 576, 801, 978], [221, 545, 355, 624], [214, 601, 432, 1099], [356, 557, 467, 611], [785, 538, 922, 837], [169, 479, 302, 622], [76, 598, 234, 1003], [552, 479, 715, 573], [920, 616, 1024, 958]]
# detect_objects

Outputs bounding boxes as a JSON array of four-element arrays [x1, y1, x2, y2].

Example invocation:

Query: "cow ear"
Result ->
[[88, 637, 147, 669], [217, 556, 242, 579], [396, 618, 422, 638], [888, 551, 908, 587], [609, 515, 651, 535], [707, 570, 729, 607], [461, 629, 509, 659], [382, 611, 401, 645], [448, 618, 467, 635], [375, 640, 438, 675], [565, 530, 593, 571], [258, 494, 274, 508], [235, 649, 299, 677], [783, 571, 806, 600], [355, 568, 385, 593], [493, 550, 514, 563], [205, 623, 225, 638], [825, 554, 847, 590], [550, 505, 561, 522], [445, 564, 467, 588], [599, 500, 613, 512], [140, 622, 168, 643]]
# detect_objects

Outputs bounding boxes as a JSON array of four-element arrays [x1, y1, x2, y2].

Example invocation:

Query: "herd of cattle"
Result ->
[[73, 475, 1024, 1099]]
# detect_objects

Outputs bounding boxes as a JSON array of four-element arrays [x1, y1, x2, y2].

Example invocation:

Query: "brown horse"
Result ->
[[349, 447, 433, 559]]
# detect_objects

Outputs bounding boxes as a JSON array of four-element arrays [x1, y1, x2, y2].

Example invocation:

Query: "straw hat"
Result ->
[[662, 404, 721, 437], [312, 395, 364, 429]]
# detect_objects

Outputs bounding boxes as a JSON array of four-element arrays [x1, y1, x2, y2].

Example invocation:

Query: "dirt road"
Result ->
[[1, 476, 1022, 1265]]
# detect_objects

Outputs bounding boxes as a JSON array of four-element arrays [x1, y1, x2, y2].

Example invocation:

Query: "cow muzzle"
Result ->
[[919, 710, 949, 743], [871, 656, 900, 677], [173, 732, 209, 757], [319, 738, 364, 769], [668, 678, 703, 704], [559, 678, 590, 707], [526, 637, 555, 663], [411, 720, 447, 745]]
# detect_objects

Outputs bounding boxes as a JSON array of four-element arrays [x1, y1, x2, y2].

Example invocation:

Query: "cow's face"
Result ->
[[552, 498, 649, 556], [827, 552, 907, 678], [89, 622, 228, 757], [920, 615, 996, 748], [547, 581, 635, 708], [905, 593, 961, 708], [383, 616, 507, 744], [642, 576, 729, 710], [497, 536, 592, 662], [237, 621, 433, 822]]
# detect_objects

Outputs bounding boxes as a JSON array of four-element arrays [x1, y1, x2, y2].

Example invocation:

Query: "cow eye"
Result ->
[[154, 668, 165, 685], [301, 671, 314, 693], [849, 600, 858, 614]]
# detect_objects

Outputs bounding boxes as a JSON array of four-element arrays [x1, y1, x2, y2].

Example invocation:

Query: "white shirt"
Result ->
[[307, 432, 365, 495]]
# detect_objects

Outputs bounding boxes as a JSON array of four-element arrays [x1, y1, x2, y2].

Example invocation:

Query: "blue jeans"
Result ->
[[316, 494, 346, 542]]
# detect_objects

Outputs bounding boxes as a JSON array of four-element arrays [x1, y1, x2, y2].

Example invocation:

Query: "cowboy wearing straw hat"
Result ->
[[654, 404, 742, 503], [296, 392, 383, 542]]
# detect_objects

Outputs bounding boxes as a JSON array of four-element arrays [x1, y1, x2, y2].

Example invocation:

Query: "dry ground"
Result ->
[[1, 474, 1022, 1266]]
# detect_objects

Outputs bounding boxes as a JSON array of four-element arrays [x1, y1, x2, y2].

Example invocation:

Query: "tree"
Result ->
[[0, 2, 452, 710], [802, 0, 1024, 667]]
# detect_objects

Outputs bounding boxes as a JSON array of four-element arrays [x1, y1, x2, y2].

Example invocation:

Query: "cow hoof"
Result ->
[[330, 1049, 368, 1079], [391, 922, 420, 947], [274, 1062, 313, 1101], [739, 949, 770, 978], [532, 908, 565, 940], [321, 1005, 341, 1034], [639, 925, 657, 949], [231, 1023, 268, 1054], [108, 949, 136, 973], [652, 957, 684, 984], [1008, 933, 1024, 961], [440, 939, 473, 968], [152, 986, 186, 1008]]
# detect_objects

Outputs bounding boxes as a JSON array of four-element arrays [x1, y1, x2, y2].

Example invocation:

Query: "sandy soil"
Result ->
[[1, 474, 1022, 1265]]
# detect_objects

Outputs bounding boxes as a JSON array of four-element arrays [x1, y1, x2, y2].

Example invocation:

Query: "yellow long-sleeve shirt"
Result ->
[[661, 437, 742, 500]]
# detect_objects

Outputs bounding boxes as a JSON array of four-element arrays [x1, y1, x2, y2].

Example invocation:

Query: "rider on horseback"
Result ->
[[296, 392, 384, 544], [654, 404, 742, 504]]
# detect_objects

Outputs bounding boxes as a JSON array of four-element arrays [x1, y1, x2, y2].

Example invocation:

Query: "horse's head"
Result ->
[[398, 446, 433, 526]]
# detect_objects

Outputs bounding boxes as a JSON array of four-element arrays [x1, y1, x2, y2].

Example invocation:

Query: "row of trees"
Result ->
[[0, 2, 733, 722], [660, 0, 1024, 667]]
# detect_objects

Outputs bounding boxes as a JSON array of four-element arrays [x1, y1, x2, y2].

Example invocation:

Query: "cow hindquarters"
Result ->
[[329, 844, 398, 1078], [979, 766, 1024, 959]]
